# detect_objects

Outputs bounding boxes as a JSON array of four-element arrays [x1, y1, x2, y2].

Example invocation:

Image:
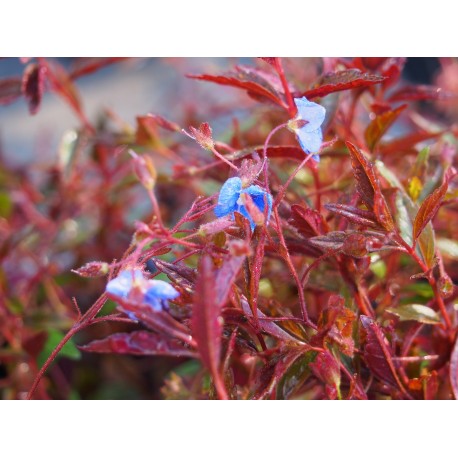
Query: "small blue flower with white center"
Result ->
[[106, 269, 179, 317], [288, 96, 326, 162], [214, 177, 272, 231]]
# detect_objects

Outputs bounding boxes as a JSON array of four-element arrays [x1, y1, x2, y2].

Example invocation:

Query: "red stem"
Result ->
[[275, 58, 296, 116]]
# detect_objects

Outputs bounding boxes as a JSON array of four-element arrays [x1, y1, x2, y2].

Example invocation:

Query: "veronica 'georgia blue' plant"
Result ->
[[214, 177, 272, 231], [288, 96, 326, 162]]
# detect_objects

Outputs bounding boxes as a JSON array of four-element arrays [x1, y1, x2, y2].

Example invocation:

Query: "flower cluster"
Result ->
[[288, 96, 326, 161], [106, 269, 179, 313], [214, 177, 273, 231]]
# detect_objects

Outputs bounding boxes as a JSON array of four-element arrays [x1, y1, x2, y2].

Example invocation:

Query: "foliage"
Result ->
[[1, 57, 458, 400]]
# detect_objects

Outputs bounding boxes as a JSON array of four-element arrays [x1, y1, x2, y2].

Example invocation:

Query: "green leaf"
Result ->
[[37, 329, 81, 367], [436, 238, 458, 260], [0, 191, 12, 218], [387, 304, 441, 324]]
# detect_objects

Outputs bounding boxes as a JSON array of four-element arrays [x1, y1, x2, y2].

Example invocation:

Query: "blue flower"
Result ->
[[214, 177, 272, 231], [106, 269, 179, 314], [288, 96, 326, 162]]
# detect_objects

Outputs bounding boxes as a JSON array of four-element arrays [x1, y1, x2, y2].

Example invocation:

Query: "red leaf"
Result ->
[[144, 113, 181, 132], [450, 334, 458, 399], [188, 122, 214, 150], [380, 58, 406, 87], [298, 69, 385, 99], [22, 63, 47, 115], [80, 331, 196, 358], [192, 255, 226, 398], [69, 57, 129, 79], [44, 61, 92, 131], [0, 77, 22, 105], [379, 131, 444, 156], [346, 141, 395, 231], [289, 204, 327, 238], [360, 316, 410, 397], [310, 351, 341, 399], [324, 203, 380, 228], [413, 180, 448, 241], [188, 67, 286, 108], [388, 85, 456, 102], [365, 104, 407, 151]]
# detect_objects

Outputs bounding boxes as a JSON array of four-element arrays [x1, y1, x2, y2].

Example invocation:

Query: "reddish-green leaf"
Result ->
[[347, 141, 394, 231], [289, 204, 327, 238], [413, 180, 448, 242], [360, 316, 409, 397], [310, 351, 341, 399], [69, 57, 128, 80], [365, 104, 407, 151], [80, 331, 197, 358], [298, 69, 385, 99], [22, 63, 47, 115], [324, 203, 380, 228], [192, 255, 221, 377], [188, 66, 285, 108], [0, 77, 22, 105], [388, 85, 456, 102]]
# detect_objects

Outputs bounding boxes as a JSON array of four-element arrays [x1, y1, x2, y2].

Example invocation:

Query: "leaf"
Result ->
[[437, 238, 458, 260], [0, 77, 22, 105], [191, 255, 225, 396], [289, 204, 327, 237], [44, 61, 92, 130], [450, 334, 458, 400], [388, 85, 456, 102], [324, 203, 380, 228], [308, 231, 347, 251], [347, 141, 395, 231], [79, 331, 197, 358], [69, 57, 128, 79], [413, 180, 448, 242], [386, 304, 441, 325], [360, 316, 408, 396], [310, 351, 341, 399], [298, 69, 385, 99], [365, 104, 407, 151], [253, 347, 307, 399], [22, 63, 47, 114], [37, 329, 81, 367], [188, 66, 285, 108], [379, 131, 444, 156]]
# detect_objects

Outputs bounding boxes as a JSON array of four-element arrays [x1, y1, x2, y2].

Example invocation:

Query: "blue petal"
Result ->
[[146, 280, 180, 300], [242, 185, 273, 222], [214, 177, 242, 217], [293, 97, 326, 132], [296, 128, 323, 159], [106, 270, 144, 299], [144, 280, 179, 311]]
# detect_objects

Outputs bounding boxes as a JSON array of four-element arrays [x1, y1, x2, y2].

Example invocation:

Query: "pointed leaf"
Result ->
[[387, 304, 441, 324], [365, 104, 407, 151], [188, 67, 285, 107], [69, 57, 128, 79], [79, 331, 196, 358], [324, 203, 380, 228], [413, 181, 448, 242], [192, 255, 225, 395], [289, 204, 327, 237], [347, 142, 394, 231], [388, 85, 456, 102], [360, 315, 408, 396], [298, 69, 385, 99], [22, 63, 47, 114]]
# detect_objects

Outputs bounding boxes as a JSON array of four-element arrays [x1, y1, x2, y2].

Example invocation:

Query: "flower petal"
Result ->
[[296, 127, 323, 158], [144, 280, 179, 311], [294, 96, 326, 132], [214, 177, 242, 217], [106, 270, 144, 299]]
